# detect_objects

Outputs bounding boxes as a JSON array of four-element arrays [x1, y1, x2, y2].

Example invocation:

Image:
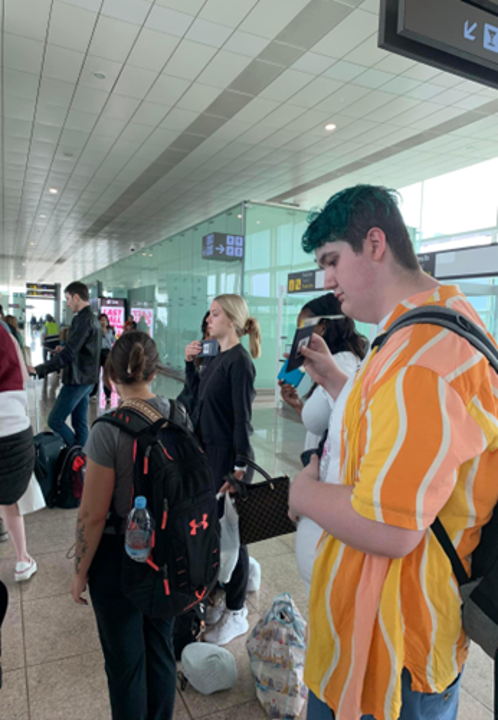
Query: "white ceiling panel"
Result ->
[[197, 51, 252, 89], [312, 10, 378, 59], [199, 0, 258, 28], [260, 69, 314, 103], [222, 30, 270, 58], [239, 0, 311, 41], [175, 82, 221, 112], [146, 74, 191, 105], [113, 65, 159, 100], [4, 0, 51, 42], [80, 55, 124, 92], [132, 100, 172, 126], [3, 69, 40, 102], [48, 2, 98, 53], [145, 4, 194, 35], [163, 40, 218, 81], [102, 94, 142, 121], [185, 18, 233, 48], [101, 0, 151, 26], [3, 33, 44, 75], [71, 85, 110, 114], [88, 15, 141, 63], [43, 45, 86, 85], [3, 0, 498, 287]]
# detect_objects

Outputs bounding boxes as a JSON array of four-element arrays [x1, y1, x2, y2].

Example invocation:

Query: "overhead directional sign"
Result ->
[[380, 0, 498, 89], [202, 232, 244, 261]]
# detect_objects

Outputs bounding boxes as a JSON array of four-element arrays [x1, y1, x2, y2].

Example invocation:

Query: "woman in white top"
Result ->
[[280, 293, 368, 592], [0, 324, 37, 582]]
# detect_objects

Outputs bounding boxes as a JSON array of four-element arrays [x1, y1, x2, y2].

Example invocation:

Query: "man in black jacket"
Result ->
[[29, 282, 101, 447]]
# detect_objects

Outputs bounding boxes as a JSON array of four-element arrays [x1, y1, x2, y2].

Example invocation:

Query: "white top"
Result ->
[[295, 350, 361, 593], [0, 390, 30, 438], [301, 351, 360, 452]]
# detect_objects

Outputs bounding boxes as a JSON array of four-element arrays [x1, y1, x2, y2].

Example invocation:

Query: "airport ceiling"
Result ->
[[2, 0, 498, 286]]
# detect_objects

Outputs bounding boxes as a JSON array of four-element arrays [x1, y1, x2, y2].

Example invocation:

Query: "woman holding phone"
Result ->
[[280, 293, 367, 592], [185, 294, 261, 646]]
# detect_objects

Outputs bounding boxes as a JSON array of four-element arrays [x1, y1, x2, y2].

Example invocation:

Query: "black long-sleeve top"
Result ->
[[193, 343, 256, 465]]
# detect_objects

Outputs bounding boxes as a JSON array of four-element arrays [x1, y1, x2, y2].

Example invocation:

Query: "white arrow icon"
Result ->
[[464, 20, 478, 41], [216, 244, 225, 254]]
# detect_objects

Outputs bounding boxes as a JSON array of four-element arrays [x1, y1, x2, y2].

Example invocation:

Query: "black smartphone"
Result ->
[[286, 325, 314, 372], [198, 338, 219, 357]]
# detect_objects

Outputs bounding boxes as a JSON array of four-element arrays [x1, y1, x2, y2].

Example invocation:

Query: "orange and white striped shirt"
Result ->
[[305, 284, 498, 720]]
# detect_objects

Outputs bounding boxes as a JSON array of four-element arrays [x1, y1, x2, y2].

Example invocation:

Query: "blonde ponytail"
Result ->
[[215, 294, 262, 359], [244, 316, 261, 359]]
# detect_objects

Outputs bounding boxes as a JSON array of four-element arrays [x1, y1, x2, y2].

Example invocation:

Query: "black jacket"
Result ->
[[36, 305, 101, 385]]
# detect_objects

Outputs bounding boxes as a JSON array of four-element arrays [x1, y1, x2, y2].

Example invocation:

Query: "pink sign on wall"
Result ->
[[100, 298, 126, 337], [131, 302, 154, 337]]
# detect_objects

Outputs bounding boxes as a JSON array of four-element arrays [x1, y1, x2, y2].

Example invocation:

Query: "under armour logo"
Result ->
[[189, 514, 209, 536]]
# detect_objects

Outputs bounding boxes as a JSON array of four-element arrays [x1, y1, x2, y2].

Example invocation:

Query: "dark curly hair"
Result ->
[[302, 184, 419, 272]]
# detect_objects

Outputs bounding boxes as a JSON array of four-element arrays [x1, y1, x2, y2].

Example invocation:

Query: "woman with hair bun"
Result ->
[[70, 331, 177, 720], [185, 293, 261, 646]]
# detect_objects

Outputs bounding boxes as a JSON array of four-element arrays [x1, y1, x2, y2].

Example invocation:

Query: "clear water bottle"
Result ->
[[125, 496, 154, 563]]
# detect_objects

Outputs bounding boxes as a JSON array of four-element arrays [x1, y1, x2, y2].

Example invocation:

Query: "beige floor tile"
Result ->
[[0, 556, 22, 602], [25, 512, 77, 556], [199, 698, 268, 719], [28, 651, 111, 720], [180, 613, 260, 718], [248, 536, 293, 562], [246, 552, 309, 622], [0, 669, 29, 720], [20, 550, 74, 602], [1, 600, 25, 672], [23, 593, 100, 666], [458, 686, 493, 719], [0, 512, 76, 562], [174, 694, 193, 719], [279, 532, 296, 551], [461, 643, 494, 711]]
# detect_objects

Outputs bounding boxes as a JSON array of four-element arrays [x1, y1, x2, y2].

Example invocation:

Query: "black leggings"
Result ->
[[88, 535, 176, 720], [203, 443, 250, 611]]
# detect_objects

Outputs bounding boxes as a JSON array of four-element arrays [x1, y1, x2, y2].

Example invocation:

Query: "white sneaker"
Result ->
[[206, 590, 226, 626], [15, 556, 37, 582], [203, 607, 249, 646]]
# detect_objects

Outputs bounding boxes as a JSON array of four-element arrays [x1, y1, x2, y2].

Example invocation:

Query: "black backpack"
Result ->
[[94, 398, 220, 620], [50, 445, 86, 509], [373, 306, 498, 717]]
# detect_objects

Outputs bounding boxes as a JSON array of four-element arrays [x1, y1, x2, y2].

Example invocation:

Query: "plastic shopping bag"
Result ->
[[18, 472, 46, 516], [218, 493, 240, 584], [246, 593, 308, 719]]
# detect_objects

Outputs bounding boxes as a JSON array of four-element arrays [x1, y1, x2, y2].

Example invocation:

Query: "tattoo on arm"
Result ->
[[75, 516, 88, 575]]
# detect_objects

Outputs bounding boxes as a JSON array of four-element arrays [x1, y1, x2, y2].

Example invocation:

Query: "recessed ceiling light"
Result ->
[[256, 220, 260, 225], [149, 254, 153, 257], [49, 187, 58, 194], [30, 242, 35, 246], [92, 71, 106, 80], [237, 214, 242, 219], [325, 123, 337, 132], [40, 214, 46, 218], [142, 252, 146, 256]]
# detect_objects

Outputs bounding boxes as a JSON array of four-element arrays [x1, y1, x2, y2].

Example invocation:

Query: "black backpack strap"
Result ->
[[431, 518, 470, 587], [372, 306, 498, 373], [168, 399, 193, 432]]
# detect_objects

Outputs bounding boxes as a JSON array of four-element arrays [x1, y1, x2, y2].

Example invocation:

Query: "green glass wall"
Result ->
[[81, 200, 372, 390], [82, 204, 244, 375]]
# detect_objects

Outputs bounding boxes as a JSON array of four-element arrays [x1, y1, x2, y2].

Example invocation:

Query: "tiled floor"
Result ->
[[0, 350, 494, 719]]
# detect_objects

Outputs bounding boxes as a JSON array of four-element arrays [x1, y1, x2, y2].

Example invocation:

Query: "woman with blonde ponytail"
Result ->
[[184, 293, 260, 646]]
